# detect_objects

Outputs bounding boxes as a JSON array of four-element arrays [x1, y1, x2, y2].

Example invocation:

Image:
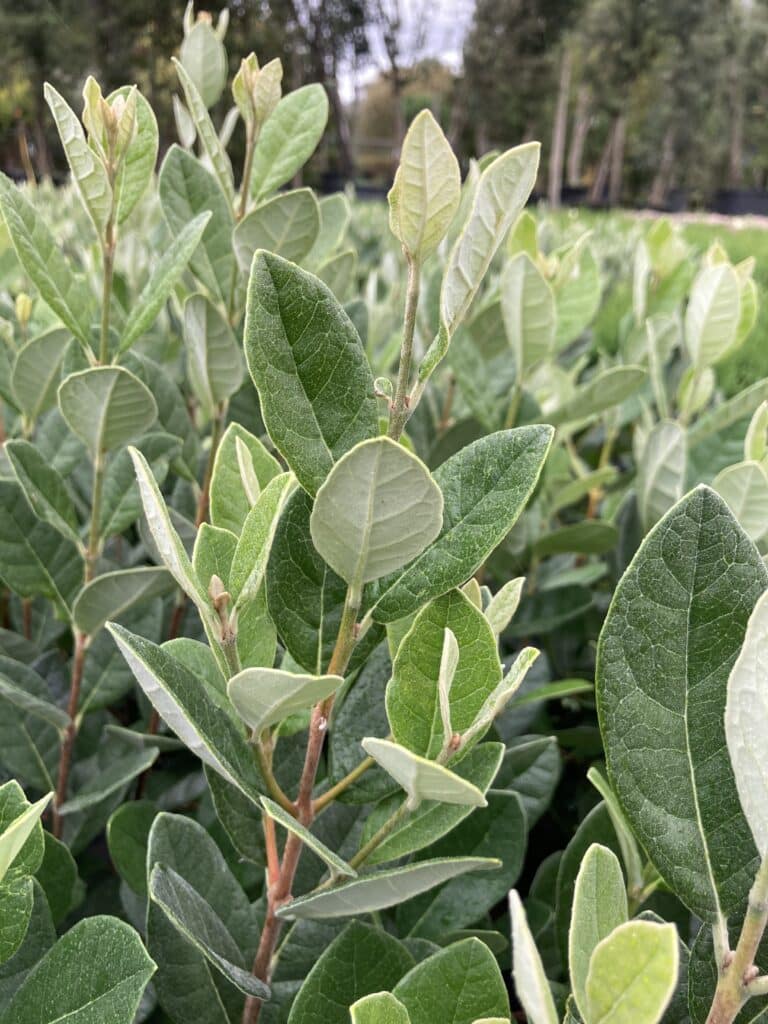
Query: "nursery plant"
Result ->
[[2, 6, 768, 1024]]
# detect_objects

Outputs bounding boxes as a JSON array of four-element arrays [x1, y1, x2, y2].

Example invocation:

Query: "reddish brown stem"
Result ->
[[21, 598, 32, 641], [52, 631, 88, 838]]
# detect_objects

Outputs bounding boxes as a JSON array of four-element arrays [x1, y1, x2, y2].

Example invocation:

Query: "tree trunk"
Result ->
[[326, 80, 355, 181], [567, 86, 591, 186], [728, 69, 745, 188], [589, 128, 613, 205], [648, 125, 676, 208], [608, 113, 626, 207], [548, 47, 572, 208]]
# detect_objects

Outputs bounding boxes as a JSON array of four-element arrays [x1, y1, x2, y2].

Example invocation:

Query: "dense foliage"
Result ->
[[3, 14, 768, 1024]]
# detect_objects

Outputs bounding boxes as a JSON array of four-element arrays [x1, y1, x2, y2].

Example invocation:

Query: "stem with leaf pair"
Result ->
[[388, 255, 421, 442]]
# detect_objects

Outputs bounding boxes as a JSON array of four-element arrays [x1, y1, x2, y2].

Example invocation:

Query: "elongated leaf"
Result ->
[[73, 567, 172, 636], [0, 174, 93, 347], [553, 239, 601, 349], [509, 890, 558, 1024], [159, 144, 235, 304], [373, 426, 552, 622], [585, 920, 678, 1024], [311, 438, 443, 587], [5, 439, 79, 543], [362, 738, 487, 807], [261, 797, 356, 877], [109, 86, 158, 224], [352, 993, 410, 1024], [501, 253, 556, 376], [713, 460, 768, 541], [150, 864, 269, 999], [0, 791, 50, 884], [394, 938, 510, 1024], [0, 676, 68, 731], [57, 746, 158, 816], [184, 294, 244, 417], [388, 109, 460, 263], [58, 367, 157, 455], [179, 19, 227, 108], [11, 327, 69, 421], [230, 472, 294, 604], [685, 263, 740, 369], [440, 144, 540, 339], [596, 485, 767, 920], [278, 858, 499, 920], [534, 522, 617, 557], [486, 579, 524, 636], [173, 58, 234, 203], [228, 666, 343, 735], [120, 212, 210, 351], [234, 189, 320, 268], [0, 916, 155, 1024], [244, 250, 378, 495], [250, 85, 329, 200], [108, 624, 264, 802], [637, 420, 686, 531], [548, 367, 646, 429], [0, 877, 34, 965], [569, 844, 627, 1021], [44, 84, 111, 235]]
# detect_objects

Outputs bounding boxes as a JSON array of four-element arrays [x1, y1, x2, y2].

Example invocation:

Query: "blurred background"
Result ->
[[3, 0, 768, 212]]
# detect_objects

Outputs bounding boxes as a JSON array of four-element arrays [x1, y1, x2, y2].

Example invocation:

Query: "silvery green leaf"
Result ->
[[633, 239, 650, 324], [744, 400, 768, 462], [509, 890, 558, 1024], [0, 790, 51, 884], [11, 327, 69, 422], [689, 378, 768, 447], [485, 579, 524, 636], [597, 485, 766, 921], [210, 422, 282, 536], [119, 211, 211, 352], [437, 629, 459, 744], [244, 251, 378, 495], [5, 439, 79, 543], [586, 767, 644, 895], [316, 248, 356, 301], [72, 567, 172, 636], [250, 85, 329, 200], [372, 427, 552, 623], [193, 523, 237, 595], [0, 915, 155, 1024], [584, 920, 678, 1024], [393, 938, 510, 1024], [548, 366, 646, 429], [685, 263, 741, 369], [351, 992, 410, 1024], [227, 666, 344, 736], [310, 438, 443, 588], [568, 844, 627, 1020], [439, 143, 540, 340], [501, 253, 556, 376], [636, 420, 686, 531], [735, 274, 758, 350], [234, 189, 320, 269], [388, 109, 460, 263], [184, 294, 244, 418], [108, 624, 264, 802], [553, 238, 601, 349], [677, 366, 715, 418], [58, 367, 157, 455], [462, 647, 539, 742], [726, 589, 768, 857], [230, 472, 295, 605], [0, 174, 93, 349], [179, 19, 228, 109], [149, 864, 269, 999], [43, 83, 112, 236], [57, 746, 158, 816], [260, 797, 356, 878], [306, 193, 351, 267], [278, 858, 499, 920], [0, 878, 33, 965], [109, 87, 158, 224], [0, 676, 68, 731], [159, 144, 235, 304], [713, 460, 768, 541], [361, 738, 487, 807]]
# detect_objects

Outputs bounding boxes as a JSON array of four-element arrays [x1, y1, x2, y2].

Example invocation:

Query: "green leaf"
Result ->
[[509, 891, 558, 1024], [307, 193, 351, 267], [0, 480, 83, 612], [206, 768, 264, 865], [496, 736, 560, 826], [250, 85, 329, 200], [362, 738, 487, 807], [0, 676, 68, 731], [159, 144, 235, 304], [34, 832, 79, 926], [287, 920, 414, 1024], [120, 211, 211, 351], [685, 263, 741, 369], [110, 87, 158, 224], [439, 144, 540, 340], [172, 58, 234, 203], [393, 937, 510, 1024], [11, 327, 69, 421], [0, 784, 50, 883], [0, 878, 33, 965], [149, 863, 269, 999], [57, 746, 157, 816], [0, 915, 155, 1024], [107, 800, 158, 896], [228, 666, 344, 735], [193, 523, 237, 594], [261, 797, 356, 877], [352, 993, 411, 1024], [244, 250, 378, 495], [108, 624, 265, 803], [553, 238, 602, 349], [5, 439, 79, 543], [568, 844, 627, 1021], [501, 253, 556, 376], [179, 20, 227, 108], [311, 438, 443, 588], [185, 292, 244, 415], [637, 420, 687, 531], [596, 485, 767, 921], [230, 471, 295, 604], [234, 189, 320, 268], [586, 768, 644, 896], [547, 367, 647, 429], [72, 567, 171, 636], [317, 249, 356, 301], [373, 426, 552, 623], [585, 920, 678, 1024], [209, 422, 282, 536], [278, 858, 499, 920], [387, 590, 501, 758], [534, 522, 617, 557], [0, 660, 59, 791], [713, 460, 768, 541], [0, 174, 93, 348], [689, 378, 768, 447], [388, 109, 460, 263], [58, 367, 157, 455]]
